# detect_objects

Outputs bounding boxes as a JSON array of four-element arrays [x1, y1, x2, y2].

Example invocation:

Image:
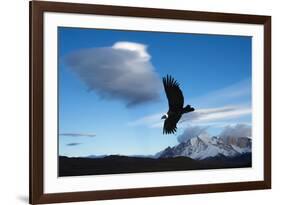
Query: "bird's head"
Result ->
[[161, 114, 168, 120]]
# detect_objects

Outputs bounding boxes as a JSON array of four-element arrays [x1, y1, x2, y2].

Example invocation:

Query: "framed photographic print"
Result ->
[[29, 0, 271, 204]]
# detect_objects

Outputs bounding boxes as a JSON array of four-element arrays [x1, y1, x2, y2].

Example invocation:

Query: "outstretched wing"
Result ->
[[163, 75, 184, 111], [163, 114, 181, 134]]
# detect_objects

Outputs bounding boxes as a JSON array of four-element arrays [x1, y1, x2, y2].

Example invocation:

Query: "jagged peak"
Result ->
[[156, 135, 251, 160]]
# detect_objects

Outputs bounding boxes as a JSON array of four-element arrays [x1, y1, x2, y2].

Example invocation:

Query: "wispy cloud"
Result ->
[[128, 112, 164, 127], [66, 143, 82, 146], [177, 126, 208, 143], [219, 124, 251, 139], [177, 123, 251, 143], [180, 105, 251, 124], [129, 78, 251, 129], [189, 78, 251, 107], [130, 105, 251, 128], [60, 133, 96, 137], [64, 41, 162, 107]]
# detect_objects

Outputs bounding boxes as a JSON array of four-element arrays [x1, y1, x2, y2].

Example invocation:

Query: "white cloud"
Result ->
[[112, 41, 150, 61], [180, 105, 251, 124], [129, 105, 251, 129], [219, 124, 251, 138], [177, 123, 251, 143], [64, 41, 162, 107], [177, 126, 208, 143]]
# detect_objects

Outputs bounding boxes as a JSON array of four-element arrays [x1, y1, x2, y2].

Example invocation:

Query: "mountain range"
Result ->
[[86, 133, 251, 160], [156, 133, 251, 160], [60, 134, 251, 176]]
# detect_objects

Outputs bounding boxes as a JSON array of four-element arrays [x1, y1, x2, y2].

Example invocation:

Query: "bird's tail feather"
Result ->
[[183, 105, 195, 113]]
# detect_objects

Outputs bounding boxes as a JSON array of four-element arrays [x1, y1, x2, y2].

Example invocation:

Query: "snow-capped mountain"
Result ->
[[156, 133, 251, 160]]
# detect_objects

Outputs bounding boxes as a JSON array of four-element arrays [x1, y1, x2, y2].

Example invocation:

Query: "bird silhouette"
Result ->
[[161, 75, 195, 134]]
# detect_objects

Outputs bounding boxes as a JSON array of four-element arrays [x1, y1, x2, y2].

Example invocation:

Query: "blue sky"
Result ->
[[58, 27, 252, 157]]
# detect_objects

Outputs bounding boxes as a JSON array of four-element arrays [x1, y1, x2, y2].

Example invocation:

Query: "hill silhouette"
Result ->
[[59, 153, 251, 176]]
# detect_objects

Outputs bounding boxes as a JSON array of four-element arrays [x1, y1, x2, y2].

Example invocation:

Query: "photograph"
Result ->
[[29, 2, 271, 203], [58, 27, 252, 177]]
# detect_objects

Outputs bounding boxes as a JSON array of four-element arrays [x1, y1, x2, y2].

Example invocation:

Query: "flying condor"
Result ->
[[161, 75, 195, 134]]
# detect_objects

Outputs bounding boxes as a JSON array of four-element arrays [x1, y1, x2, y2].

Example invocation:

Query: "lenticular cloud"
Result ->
[[65, 41, 162, 107]]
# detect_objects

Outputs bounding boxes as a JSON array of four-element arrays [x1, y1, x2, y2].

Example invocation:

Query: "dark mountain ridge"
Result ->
[[59, 134, 251, 176], [59, 152, 251, 176]]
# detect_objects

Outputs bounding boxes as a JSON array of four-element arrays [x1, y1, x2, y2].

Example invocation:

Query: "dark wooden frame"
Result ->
[[30, 0, 271, 204]]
